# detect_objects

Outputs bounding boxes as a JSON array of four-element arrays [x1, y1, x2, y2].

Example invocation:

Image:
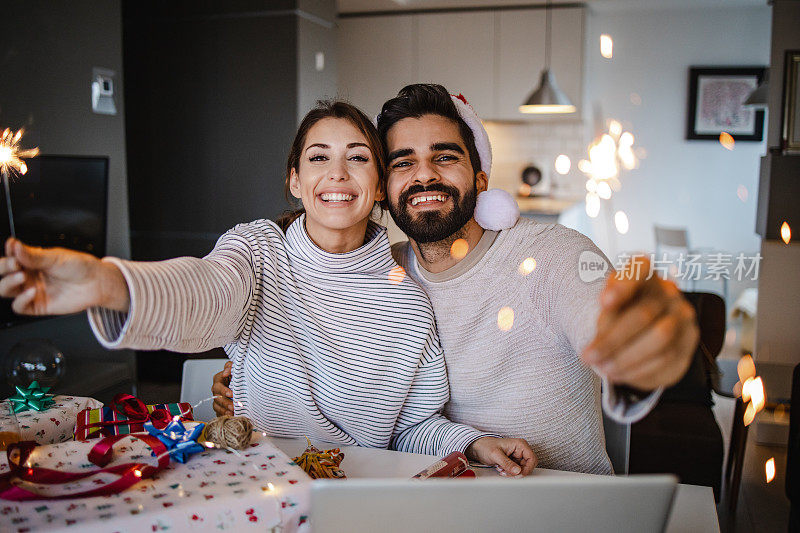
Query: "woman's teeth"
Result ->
[[410, 195, 448, 206], [320, 193, 354, 202]]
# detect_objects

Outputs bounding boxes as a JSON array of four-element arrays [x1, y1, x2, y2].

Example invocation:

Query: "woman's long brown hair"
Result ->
[[275, 100, 387, 232]]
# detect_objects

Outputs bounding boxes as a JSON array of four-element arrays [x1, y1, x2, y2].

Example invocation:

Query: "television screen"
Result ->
[[0, 155, 108, 327]]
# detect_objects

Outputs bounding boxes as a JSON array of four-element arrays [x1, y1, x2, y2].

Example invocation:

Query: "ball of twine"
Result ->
[[203, 415, 254, 450]]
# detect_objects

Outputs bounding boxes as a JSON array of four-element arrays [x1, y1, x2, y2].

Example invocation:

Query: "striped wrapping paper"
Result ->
[[74, 402, 193, 440]]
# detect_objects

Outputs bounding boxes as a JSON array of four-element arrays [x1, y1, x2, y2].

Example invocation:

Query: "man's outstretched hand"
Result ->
[[212, 360, 235, 416], [466, 436, 537, 477], [582, 256, 699, 392]]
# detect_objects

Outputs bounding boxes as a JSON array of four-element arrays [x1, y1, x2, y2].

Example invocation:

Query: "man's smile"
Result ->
[[408, 193, 450, 208]]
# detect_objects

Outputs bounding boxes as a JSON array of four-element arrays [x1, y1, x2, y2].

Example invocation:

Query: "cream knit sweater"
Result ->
[[394, 219, 659, 474]]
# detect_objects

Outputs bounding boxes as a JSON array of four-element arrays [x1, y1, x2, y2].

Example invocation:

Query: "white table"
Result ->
[[271, 437, 720, 533]]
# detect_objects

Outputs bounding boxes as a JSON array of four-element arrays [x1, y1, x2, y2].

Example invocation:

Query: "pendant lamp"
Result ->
[[519, 0, 576, 114]]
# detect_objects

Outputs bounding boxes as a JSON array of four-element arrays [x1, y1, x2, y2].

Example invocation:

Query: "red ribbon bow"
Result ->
[[0, 434, 169, 501], [82, 393, 175, 439]]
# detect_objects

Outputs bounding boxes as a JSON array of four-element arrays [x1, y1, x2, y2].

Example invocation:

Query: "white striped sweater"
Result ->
[[88, 215, 491, 456]]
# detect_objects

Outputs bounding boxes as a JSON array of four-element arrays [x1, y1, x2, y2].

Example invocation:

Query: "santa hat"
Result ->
[[449, 94, 518, 231]]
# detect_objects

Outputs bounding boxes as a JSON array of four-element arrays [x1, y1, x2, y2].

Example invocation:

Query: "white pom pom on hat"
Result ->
[[474, 189, 520, 231]]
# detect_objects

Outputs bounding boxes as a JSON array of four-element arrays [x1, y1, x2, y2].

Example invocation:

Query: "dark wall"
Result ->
[[123, 1, 301, 260], [0, 0, 135, 399], [0, 0, 130, 258]]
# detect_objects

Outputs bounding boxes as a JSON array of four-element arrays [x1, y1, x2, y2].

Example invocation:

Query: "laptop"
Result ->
[[311, 474, 677, 533]]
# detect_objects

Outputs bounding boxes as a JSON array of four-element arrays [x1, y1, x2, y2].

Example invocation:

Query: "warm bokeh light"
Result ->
[[387, 265, 406, 284], [518, 257, 537, 275], [578, 159, 592, 174], [134, 469, 142, 478], [586, 192, 601, 218], [497, 307, 515, 331], [619, 132, 634, 146], [585, 179, 597, 193], [600, 34, 613, 59], [614, 211, 629, 234], [518, 183, 532, 196], [781, 221, 791, 244], [609, 120, 622, 138], [737, 185, 748, 203], [741, 377, 754, 403], [750, 377, 765, 412], [737, 354, 756, 382], [596, 181, 612, 200], [743, 402, 756, 426], [554, 154, 571, 175], [719, 132, 735, 150], [766, 457, 775, 483], [450, 238, 469, 260], [630, 93, 642, 106]]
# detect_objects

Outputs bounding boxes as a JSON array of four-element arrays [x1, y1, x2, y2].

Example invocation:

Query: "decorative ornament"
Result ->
[[145, 418, 205, 463], [203, 415, 254, 450], [474, 189, 520, 231], [292, 437, 346, 479], [8, 381, 55, 413]]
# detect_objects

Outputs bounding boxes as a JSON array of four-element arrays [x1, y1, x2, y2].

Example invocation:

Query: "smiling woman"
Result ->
[[277, 101, 387, 254]]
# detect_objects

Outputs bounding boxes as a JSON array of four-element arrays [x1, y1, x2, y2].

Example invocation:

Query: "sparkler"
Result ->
[[0, 128, 39, 238]]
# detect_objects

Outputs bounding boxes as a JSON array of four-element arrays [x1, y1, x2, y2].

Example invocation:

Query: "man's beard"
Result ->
[[389, 182, 477, 244]]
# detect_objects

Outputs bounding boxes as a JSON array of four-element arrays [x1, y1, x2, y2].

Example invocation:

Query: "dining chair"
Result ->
[[653, 225, 728, 303], [180, 358, 228, 422]]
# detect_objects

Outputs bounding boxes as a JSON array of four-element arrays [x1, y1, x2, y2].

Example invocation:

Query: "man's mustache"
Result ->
[[398, 183, 461, 207]]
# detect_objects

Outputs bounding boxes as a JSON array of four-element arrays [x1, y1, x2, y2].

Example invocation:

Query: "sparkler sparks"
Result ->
[[0, 127, 39, 238]]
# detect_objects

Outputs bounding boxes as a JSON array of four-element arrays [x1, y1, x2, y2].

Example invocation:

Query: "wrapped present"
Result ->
[[412, 451, 475, 479], [74, 393, 193, 440], [1, 394, 103, 446]]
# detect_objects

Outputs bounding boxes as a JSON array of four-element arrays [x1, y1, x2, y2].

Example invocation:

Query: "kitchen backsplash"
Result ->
[[483, 121, 588, 198]]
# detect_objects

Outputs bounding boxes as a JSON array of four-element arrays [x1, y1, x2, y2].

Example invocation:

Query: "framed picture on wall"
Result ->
[[783, 51, 800, 153], [686, 66, 766, 141]]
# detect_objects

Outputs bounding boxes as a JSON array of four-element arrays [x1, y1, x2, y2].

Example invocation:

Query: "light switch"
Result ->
[[92, 67, 117, 116]]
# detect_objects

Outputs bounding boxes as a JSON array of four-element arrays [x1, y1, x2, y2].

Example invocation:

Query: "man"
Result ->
[[215, 84, 698, 474]]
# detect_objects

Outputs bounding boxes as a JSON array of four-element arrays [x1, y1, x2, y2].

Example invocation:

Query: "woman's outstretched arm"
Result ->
[[0, 230, 258, 353], [0, 238, 129, 314]]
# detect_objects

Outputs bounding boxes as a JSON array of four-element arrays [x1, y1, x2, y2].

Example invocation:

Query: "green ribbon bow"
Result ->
[[8, 381, 55, 413]]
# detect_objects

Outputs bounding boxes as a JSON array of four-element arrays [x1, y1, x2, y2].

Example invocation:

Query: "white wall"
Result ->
[[561, 5, 771, 262]]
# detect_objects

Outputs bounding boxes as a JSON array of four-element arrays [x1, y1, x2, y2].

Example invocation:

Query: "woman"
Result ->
[[0, 101, 534, 475]]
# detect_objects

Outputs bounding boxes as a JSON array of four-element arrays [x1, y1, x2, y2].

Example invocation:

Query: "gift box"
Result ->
[[75, 393, 193, 440], [1, 395, 103, 446]]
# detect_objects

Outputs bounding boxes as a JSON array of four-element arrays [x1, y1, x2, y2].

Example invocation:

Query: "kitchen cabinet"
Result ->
[[416, 12, 495, 115], [337, 15, 417, 118], [494, 7, 584, 120], [337, 6, 585, 121]]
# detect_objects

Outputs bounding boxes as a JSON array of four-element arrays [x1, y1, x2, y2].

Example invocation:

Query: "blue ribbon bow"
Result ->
[[145, 418, 206, 463]]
